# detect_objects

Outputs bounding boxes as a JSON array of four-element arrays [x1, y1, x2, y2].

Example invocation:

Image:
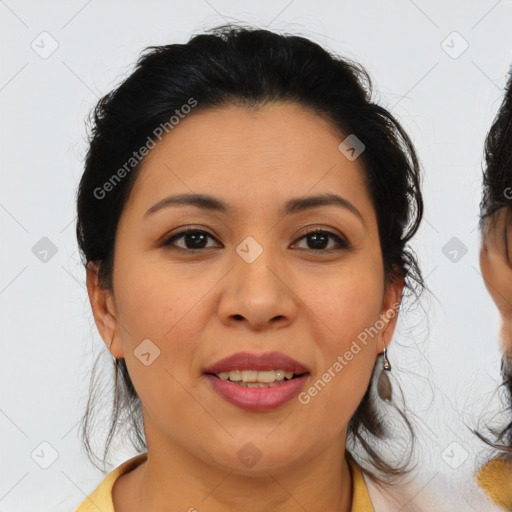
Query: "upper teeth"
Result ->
[[215, 369, 295, 382]]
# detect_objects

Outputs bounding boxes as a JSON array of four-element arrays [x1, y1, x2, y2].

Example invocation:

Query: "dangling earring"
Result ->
[[377, 347, 392, 402]]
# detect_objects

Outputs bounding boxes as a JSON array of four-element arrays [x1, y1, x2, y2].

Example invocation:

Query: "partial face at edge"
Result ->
[[87, 102, 403, 474], [480, 207, 512, 353]]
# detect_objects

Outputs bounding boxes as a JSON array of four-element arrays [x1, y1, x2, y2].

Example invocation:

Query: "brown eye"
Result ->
[[162, 228, 221, 251], [294, 229, 350, 252]]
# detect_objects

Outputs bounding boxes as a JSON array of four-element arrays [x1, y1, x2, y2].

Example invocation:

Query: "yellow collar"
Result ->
[[75, 452, 147, 511], [476, 454, 512, 510], [348, 457, 375, 511]]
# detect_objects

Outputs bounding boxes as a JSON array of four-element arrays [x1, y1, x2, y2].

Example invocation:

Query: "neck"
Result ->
[[115, 428, 354, 512]]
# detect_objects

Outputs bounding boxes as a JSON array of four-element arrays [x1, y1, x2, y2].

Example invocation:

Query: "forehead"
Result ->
[[125, 102, 374, 218]]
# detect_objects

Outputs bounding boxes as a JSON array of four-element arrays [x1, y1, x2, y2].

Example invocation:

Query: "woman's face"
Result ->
[[87, 102, 402, 475]]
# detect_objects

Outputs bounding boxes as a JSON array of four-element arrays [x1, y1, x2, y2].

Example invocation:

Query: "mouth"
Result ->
[[205, 369, 309, 387], [203, 350, 310, 375], [202, 351, 311, 411]]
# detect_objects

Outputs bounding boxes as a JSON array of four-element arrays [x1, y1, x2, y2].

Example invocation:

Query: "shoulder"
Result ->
[[74, 452, 148, 512], [359, 465, 501, 512]]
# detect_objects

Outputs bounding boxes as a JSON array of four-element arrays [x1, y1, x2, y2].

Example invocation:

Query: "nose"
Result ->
[[216, 247, 298, 331]]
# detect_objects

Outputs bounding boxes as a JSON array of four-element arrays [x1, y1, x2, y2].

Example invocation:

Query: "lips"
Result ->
[[204, 373, 310, 411], [203, 351, 310, 375]]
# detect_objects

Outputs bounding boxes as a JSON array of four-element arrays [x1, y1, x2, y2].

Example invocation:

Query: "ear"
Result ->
[[376, 273, 404, 355], [85, 261, 125, 359]]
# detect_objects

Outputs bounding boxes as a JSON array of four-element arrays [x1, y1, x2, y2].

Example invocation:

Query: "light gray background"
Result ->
[[2, 1, 512, 510]]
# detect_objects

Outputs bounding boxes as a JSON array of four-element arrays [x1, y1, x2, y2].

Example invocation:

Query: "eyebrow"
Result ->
[[143, 192, 365, 226]]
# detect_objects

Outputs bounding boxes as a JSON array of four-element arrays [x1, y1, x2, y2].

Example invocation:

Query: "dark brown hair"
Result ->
[[76, 23, 426, 481], [478, 66, 512, 456]]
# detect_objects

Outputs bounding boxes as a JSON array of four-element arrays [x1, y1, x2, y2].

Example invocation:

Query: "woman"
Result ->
[[477, 66, 512, 510], [74, 24, 425, 512]]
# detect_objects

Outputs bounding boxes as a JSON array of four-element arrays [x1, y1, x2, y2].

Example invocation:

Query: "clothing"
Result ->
[[476, 454, 512, 510], [75, 452, 147, 512], [75, 451, 374, 511], [349, 457, 375, 511]]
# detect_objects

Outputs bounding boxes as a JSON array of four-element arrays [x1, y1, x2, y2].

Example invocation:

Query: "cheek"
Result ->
[[112, 260, 209, 403], [300, 265, 383, 347], [295, 267, 381, 413], [114, 254, 213, 344]]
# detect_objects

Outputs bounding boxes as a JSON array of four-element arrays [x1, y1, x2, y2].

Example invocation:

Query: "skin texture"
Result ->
[[480, 207, 512, 351], [86, 102, 403, 512]]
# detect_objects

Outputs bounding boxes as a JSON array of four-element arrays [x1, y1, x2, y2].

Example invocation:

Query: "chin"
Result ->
[[206, 438, 307, 476]]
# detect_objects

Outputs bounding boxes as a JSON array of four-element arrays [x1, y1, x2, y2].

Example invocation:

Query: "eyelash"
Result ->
[[161, 227, 350, 253]]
